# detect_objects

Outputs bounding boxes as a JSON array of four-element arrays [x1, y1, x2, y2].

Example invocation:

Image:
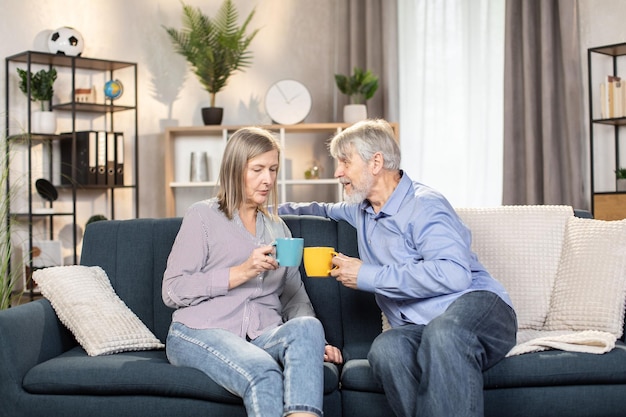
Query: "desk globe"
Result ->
[[104, 79, 124, 100]]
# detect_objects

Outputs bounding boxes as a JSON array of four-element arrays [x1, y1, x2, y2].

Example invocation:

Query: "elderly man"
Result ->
[[279, 119, 517, 417]]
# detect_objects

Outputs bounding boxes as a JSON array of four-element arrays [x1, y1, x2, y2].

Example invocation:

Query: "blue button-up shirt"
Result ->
[[279, 172, 513, 328]]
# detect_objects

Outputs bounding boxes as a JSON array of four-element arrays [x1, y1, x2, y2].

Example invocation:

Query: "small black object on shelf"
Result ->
[[35, 178, 58, 211]]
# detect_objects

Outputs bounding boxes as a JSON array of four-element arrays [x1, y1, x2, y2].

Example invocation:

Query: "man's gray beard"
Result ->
[[342, 172, 374, 204], [343, 189, 367, 204]]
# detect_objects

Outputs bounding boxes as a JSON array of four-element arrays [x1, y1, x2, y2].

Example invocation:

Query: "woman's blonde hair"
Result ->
[[217, 127, 280, 219]]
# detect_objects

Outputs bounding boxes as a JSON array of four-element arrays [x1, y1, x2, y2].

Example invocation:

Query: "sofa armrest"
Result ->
[[0, 299, 75, 390], [574, 209, 593, 219]]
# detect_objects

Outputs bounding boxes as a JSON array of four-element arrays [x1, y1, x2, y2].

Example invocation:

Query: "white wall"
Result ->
[[2, 0, 625, 224], [0, 0, 341, 224]]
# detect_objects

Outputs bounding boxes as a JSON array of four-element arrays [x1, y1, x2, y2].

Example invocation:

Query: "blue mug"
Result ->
[[274, 238, 304, 267]]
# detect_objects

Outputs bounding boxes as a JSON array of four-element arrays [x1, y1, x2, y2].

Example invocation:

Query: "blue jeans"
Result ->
[[166, 316, 325, 417], [368, 291, 517, 417]]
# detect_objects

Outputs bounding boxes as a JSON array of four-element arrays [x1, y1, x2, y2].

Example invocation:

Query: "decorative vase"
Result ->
[[202, 107, 224, 125], [190, 151, 209, 182], [343, 104, 367, 124], [618, 179, 626, 192], [32, 110, 57, 134]]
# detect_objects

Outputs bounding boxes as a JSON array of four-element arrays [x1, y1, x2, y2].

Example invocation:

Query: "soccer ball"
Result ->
[[48, 27, 84, 56]]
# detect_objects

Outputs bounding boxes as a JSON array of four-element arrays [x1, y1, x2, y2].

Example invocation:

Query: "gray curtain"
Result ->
[[503, 0, 587, 209], [334, 0, 399, 122]]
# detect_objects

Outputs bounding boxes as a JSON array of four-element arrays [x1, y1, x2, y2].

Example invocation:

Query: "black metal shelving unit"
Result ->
[[4, 50, 139, 299], [587, 42, 626, 220]]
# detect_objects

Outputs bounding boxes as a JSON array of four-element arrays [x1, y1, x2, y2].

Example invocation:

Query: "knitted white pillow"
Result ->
[[33, 265, 164, 356], [544, 217, 626, 337], [456, 205, 573, 330]]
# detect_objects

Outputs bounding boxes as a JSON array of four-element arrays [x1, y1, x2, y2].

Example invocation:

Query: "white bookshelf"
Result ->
[[164, 123, 399, 216]]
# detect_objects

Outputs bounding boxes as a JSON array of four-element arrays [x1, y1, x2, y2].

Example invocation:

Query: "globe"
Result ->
[[104, 79, 124, 100]]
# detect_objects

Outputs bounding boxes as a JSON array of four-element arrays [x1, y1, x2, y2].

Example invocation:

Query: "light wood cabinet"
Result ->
[[164, 123, 398, 217]]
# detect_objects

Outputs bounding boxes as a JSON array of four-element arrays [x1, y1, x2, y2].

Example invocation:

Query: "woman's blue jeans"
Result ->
[[368, 291, 517, 417], [166, 316, 325, 417]]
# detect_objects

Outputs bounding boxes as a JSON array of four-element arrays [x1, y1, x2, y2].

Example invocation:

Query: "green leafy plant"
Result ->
[[86, 214, 108, 226], [16, 68, 57, 111], [616, 168, 626, 179], [334, 67, 379, 105], [163, 0, 259, 108], [1, 132, 25, 309]]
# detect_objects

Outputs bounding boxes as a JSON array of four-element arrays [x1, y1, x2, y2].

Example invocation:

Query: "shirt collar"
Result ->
[[362, 170, 411, 217]]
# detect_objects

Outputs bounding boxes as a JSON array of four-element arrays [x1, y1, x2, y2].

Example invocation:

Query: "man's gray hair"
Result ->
[[329, 119, 400, 169]]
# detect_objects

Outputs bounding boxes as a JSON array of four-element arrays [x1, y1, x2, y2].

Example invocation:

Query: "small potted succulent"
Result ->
[[616, 167, 626, 192], [17, 67, 57, 134], [164, 0, 259, 125], [334, 67, 379, 123]]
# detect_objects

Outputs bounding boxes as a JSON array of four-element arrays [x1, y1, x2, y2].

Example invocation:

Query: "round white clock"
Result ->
[[265, 79, 312, 125]]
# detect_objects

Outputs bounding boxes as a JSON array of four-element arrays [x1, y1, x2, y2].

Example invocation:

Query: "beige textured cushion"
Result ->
[[456, 205, 573, 330], [33, 265, 165, 356], [544, 217, 626, 337]]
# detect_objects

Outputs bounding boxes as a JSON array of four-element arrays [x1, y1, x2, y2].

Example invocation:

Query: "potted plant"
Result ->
[[164, 0, 259, 125], [334, 67, 379, 123], [616, 168, 626, 192], [16, 67, 57, 134], [0, 133, 24, 309]]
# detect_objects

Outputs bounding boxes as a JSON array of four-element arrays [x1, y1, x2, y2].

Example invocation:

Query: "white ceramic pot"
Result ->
[[343, 104, 367, 124], [617, 178, 626, 192], [32, 111, 57, 134]]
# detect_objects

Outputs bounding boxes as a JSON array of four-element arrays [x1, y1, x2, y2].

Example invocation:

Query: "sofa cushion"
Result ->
[[22, 347, 241, 401], [340, 359, 382, 392], [456, 205, 573, 330], [33, 265, 164, 356], [544, 216, 626, 337], [23, 346, 339, 399], [282, 215, 344, 349], [484, 341, 626, 388], [80, 218, 182, 344], [341, 342, 626, 394]]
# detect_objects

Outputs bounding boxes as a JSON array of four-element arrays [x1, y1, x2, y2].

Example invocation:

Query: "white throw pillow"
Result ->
[[456, 205, 573, 330], [33, 265, 165, 356], [544, 217, 626, 337]]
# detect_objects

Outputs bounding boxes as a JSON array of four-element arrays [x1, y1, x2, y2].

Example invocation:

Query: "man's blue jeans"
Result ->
[[166, 316, 325, 417], [368, 291, 517, 417]]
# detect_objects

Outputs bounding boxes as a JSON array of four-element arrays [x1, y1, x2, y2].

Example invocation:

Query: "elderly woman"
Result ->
[[162, 127, 342, 417]]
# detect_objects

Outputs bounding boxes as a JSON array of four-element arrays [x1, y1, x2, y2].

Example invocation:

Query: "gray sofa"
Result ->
[[2, 211, 626, 417]]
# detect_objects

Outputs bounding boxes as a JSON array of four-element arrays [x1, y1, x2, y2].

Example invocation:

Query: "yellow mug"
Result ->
[[303, 247, 338, 277]]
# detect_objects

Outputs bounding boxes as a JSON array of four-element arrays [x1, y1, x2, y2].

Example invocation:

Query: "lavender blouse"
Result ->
[[162, 198, 315, 339]]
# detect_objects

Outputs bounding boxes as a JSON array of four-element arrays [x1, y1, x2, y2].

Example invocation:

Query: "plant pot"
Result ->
[[617, 179, 626, 192], [343, 104, 367, 124], [202, 107, 224, 125], [32, 110, 57, 134]]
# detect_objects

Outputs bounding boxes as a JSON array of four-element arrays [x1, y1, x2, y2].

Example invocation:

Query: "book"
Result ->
[[88, 132, 97, 184], [60, 131, 98, 185], [106, 132, 116, 186], [97, 131, 107, 185], [115, 133, 125, 185], [601, 75, 621, 119], [614, 77, 623, 118]]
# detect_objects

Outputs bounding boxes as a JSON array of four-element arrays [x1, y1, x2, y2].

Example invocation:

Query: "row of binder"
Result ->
[[60, 131, 125, 186]]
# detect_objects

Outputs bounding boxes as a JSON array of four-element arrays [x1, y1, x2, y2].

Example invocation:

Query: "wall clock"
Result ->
[[265, 79, 312, 125]]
